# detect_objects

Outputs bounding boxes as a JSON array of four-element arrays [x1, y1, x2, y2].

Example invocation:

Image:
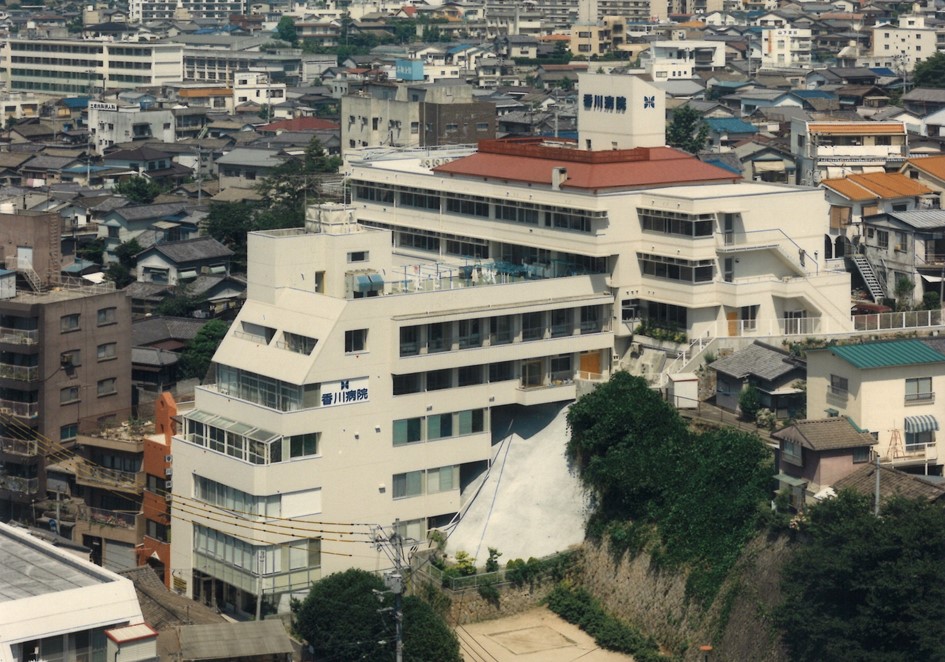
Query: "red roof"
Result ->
[[400, 5, 417, 15], [258, 117, 340, 132], [433, 139, 741, 191]]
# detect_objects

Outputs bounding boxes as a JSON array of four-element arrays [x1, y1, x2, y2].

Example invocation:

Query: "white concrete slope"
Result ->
[[445, 402, 589, 565]]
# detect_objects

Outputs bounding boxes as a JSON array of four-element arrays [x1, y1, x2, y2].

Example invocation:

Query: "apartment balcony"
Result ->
[[0, 363, 38, 382], [0, 474, 39, 494], [0, 399, 38, 419], [0, 435, 39, 457], [0, 327, 38, 346], [76, 463, 144, 493], [75, 506, 140, 545], [813, 145, 905, 161], [886, 442, 938, 467]]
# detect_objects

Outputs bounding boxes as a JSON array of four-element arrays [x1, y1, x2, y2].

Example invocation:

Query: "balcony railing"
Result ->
[[76, 463, 141, 490], [853, 309, 943, 332], [0, 399, 38, 419], [0, 474, 39, 493], [0, 435, 39, 456], [79, 506, 137, 530], [0, 327, 38, 345], [0, 363, 38, 381]]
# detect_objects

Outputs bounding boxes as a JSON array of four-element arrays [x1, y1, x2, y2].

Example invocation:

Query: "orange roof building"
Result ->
[[901, 155, 945, 192], [822, 172, 932, 202]]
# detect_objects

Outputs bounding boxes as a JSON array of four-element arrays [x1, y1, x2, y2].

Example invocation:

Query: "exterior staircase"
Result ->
[[851, 254, 885, 302]]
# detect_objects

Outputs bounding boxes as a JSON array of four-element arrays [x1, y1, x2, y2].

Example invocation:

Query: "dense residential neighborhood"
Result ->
[[2, 0, 945, 659]]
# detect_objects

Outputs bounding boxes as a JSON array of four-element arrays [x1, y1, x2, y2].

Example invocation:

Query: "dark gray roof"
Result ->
[[833, 463, 945, 504], [145, 236, 233, 263], [903, 88, 945, 103], [772, 417, 877, 451], [709, 341, 802, 381], [132, 316, 207, 346], [21, 155, 76, 171], [114, 202, 190, 222], [131, 346, 179, 367], [178, 620, 294, 660]]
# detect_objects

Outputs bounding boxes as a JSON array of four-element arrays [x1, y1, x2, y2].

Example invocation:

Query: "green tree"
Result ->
[[255, 137, 341, 228], [738, 384, 762, 421], [114, 238, 143, 269], [776, 491, 945, 662], [206, 201, 257, 270], [666, 106, 709, 154], [157, 286, 205, 318], [293, 568, 461, 662], [275, 16, 298, 45], [104, 262, 134, 288], [178, 319, 229, 380], [113, 176, 162, 204], [895, 275, 915, 310], [76, 238, 105, 265], [913, 51, 945, 89]]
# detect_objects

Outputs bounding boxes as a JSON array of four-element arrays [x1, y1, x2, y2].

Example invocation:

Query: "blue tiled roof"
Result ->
[[61, 97, 90, 109], [869, 67, 898, 77], [705, 118, 757, 134], [793, 89, 837, 100]]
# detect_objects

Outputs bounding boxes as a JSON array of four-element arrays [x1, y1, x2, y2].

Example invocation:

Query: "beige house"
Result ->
[[807, 339, 945, 475]]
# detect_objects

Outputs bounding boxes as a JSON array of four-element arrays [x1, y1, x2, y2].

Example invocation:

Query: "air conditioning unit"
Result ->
[[165, 492, 173, 502], [165, 467, 173, 478], [165, 479, 173, 491]]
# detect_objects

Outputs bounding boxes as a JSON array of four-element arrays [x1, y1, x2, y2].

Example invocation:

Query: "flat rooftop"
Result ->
[[0, 524, 116, 602]]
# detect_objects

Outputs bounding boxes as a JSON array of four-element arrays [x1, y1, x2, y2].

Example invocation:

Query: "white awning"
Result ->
[[178, 269, 197, 280], [753, 160, 785, 173], [923, 275, 945, 283]]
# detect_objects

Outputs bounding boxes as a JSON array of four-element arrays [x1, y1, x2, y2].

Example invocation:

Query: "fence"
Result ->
[[416, 549, 574, 592], [853, 309, 943, 331]]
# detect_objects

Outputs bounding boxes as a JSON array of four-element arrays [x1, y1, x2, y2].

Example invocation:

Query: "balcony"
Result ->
[[0, 327, 37, 345], [0, 399, 38, 419], [76, 462, 143, 492], [0, 363, 38, 382], [0, 435, 39, 456], [78, 505, 138, 530], [0, 474, 39, 494]]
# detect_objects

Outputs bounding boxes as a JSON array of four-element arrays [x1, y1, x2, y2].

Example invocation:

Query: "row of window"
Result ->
[[60, 343, 117, 367], [60, 307, 117, 333], [393, 465, 459, 499], [399, 306, 605, 357], [638, 208, 715, 238], [354, 184, 602, 234], [60, 378, 117, 403], [393, 409, 486, 446], [194, 524, 321, 574], [195, 474, 282, 519], [216, 364, 321, 412], [831, 375, 934, 404], [638, 253, 715, 284], [185, 414, 319, 465]]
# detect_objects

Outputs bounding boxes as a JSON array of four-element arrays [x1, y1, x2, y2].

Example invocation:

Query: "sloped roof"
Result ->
[[433, 140, 740, 191], [132, 316, 208, 346], [144, 236, 233, 263], [773, 417, 877, 451], [807, 121, 905, 135], [822, 172, 932, 201], [709, 341, 801, 381], [178, 621, 294, 660], [820, 339, 945, 369], [257, 117, 340, 132], [833, 464, 945, 504], [905, 155, 945, 182], [113, 202, 190, 222], [885, 209, 945, 230], [705, 117, 757, 134], [131, 346, 179, 367]]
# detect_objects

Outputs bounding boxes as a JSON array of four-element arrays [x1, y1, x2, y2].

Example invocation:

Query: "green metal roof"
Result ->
[[827, 340, 945, 369]]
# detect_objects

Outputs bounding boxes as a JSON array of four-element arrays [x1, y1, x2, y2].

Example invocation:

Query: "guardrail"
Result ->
[[853, 309, 943, 331], [79, 506, 137, 530]]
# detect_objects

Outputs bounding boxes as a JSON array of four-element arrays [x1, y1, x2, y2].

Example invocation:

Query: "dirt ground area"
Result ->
[[455, 607, 634, 662]]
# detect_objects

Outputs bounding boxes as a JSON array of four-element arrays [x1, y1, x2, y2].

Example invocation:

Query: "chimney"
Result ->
[[551, 167, 568, 190]]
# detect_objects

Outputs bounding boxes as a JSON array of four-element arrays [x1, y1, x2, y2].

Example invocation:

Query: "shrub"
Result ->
[[738, 384, 762, 421]]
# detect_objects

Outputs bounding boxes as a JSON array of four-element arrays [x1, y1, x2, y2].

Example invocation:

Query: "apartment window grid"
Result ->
[[638, 208, 714, 237], [393, 408, 486, 446], [905, 377, 933, 403], [392, 465, 459, 499]]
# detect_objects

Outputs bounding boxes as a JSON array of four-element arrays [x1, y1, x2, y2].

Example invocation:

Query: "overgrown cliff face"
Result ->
[[577, 534, 792, 662]]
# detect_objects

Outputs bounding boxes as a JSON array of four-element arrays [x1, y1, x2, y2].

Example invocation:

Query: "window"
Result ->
[[490, 316, 513, 345], [97, 307, 116, 325], [60, 423, 78, 442], [393, 418, 422, 445], [97, 378, 117, 397], [906, 430, 933, 451], [393, 373, 422, 395], [782, 439, 802, 465], [399, 326, 420, 356], [489, 361, 514, 382], [458, 408, 485, 435], [410, 121, 419, 134], [458, 365, 483, 387], [60, 386, 80, 404], [427, 413, 453, 440], [428, 322, 451, 353], [60, 313, 80, 332], [393, 470, 424, 498], [347, 251, 369, 263], [427, 465, 457, 493], [522, 312, 544, 341], [741, 305, 759, 332], [458, 319, 481, 348], [852, 446, 870, 463], [830, 374, 849, 396], [426, 369, 452, 391], [877, 230, 889, 250], [288, 433, 319, 458], [61, 350, 80, 367], [97, 342, 117, 361], [551, 309, 572, 337], [345, 329, 367, 353], [905, 377, 933, 403]]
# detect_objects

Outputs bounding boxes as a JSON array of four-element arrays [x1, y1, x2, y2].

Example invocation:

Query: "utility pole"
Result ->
[[371, 520, 419, 662], [256, 549, 265, 620]]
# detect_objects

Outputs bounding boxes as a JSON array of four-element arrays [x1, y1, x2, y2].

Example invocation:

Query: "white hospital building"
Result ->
[[169, 74, 852, 615]]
